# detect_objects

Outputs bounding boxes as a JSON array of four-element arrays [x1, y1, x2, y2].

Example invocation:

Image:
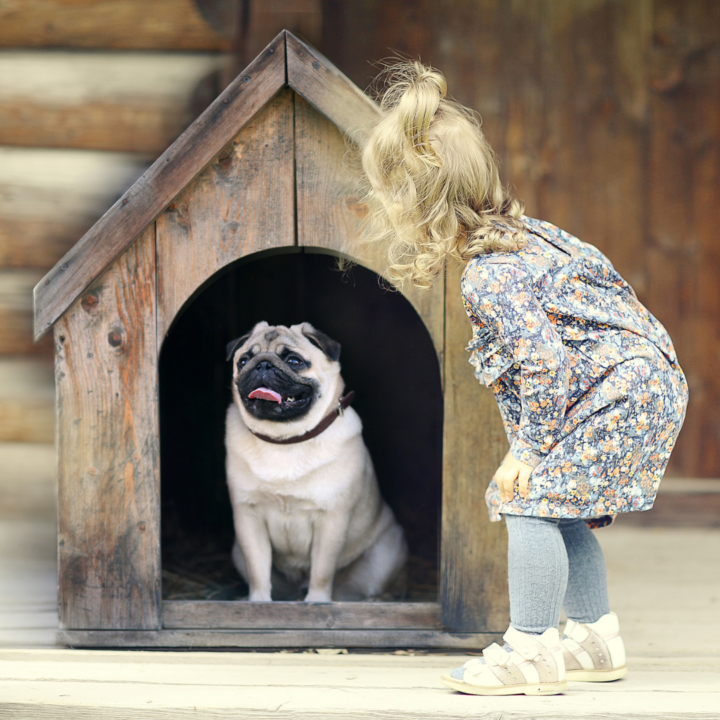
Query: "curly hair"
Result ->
[[359, 60, 525, 289]]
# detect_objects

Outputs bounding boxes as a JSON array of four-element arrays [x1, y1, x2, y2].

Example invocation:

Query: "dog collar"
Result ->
[[248, 391, 356, 445]]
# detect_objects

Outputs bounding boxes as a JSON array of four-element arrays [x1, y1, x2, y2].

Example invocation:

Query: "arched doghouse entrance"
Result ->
[[159, 248, 443, 602]]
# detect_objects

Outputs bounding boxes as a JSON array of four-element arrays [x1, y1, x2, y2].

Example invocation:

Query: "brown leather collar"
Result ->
[[249, 391, 356, 445]]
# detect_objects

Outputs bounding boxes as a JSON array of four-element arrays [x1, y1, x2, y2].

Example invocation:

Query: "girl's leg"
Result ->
[[558, 519, 610, 623], [505, 514, 568, 634]]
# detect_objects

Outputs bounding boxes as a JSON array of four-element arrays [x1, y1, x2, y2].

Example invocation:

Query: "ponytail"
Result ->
[[360, 61, 525, 289]]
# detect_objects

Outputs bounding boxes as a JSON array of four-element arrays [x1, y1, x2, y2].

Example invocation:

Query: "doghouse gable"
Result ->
[[35, 31, 508, 648]]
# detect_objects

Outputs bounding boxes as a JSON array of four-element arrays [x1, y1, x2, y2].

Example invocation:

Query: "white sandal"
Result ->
[[441, 626, 567, 696], [562, 611, 628, 682]]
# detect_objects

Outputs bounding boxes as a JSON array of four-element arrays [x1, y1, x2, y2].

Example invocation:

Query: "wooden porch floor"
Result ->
[[1, 492, 719, 718]]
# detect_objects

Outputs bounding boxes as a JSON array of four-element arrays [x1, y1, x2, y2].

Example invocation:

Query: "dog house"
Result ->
[[34, 32, 508, 648]]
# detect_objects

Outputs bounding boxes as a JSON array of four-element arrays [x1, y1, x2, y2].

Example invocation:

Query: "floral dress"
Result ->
[[462, 216, 688, 526]]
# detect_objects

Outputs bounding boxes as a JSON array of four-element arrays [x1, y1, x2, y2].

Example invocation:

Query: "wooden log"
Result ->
[[56, 226, 160, 630], [0, 218, 90, 272], [0, 443, 56, 520], [0, 148, 149, 271], [0, 360, 55, 444], [292, 95, 444, 359], [441, 262, 508, 633], [0, 271, 53, 356], [0, 52, 229, 153], [34, 32, 286, 342], [163, 601, 440, 630], [58, 628, 493, 649], [0, 0, 232, 51], [155, 87, 296, 343]]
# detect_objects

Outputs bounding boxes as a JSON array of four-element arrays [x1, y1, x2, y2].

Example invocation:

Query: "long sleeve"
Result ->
[[463, 260, 571, 467]]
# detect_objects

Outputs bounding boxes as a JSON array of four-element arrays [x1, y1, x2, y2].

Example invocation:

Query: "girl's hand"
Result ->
[[494, 454, 534, 503]]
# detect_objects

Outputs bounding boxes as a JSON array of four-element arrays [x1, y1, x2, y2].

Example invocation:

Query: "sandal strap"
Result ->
[[483, 643, 511, 666], [503, 626, 543, 662]]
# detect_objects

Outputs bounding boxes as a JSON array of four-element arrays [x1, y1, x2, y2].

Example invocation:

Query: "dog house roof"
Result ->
[[32, 31, 380, 341]]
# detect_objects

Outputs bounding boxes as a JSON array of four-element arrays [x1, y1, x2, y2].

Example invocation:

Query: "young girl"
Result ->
[[359, 62, 688, 696]]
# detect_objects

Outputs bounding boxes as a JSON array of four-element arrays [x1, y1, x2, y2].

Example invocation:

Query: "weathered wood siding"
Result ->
[[441, 263, 509, 631], [156, 87, 295, 343], [55, 227, 160, 630], [321, 0, 720, 478]]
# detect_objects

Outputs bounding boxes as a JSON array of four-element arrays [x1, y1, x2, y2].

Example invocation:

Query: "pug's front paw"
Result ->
[[304, 588, 332, 603], [248, 590, 272, 602]]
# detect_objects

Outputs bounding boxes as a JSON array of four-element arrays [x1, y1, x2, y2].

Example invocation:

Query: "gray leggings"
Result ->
[[505, 514, 611, 634]]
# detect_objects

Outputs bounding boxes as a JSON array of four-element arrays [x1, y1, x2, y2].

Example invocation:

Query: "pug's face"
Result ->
[[227, 322, 342, 424]]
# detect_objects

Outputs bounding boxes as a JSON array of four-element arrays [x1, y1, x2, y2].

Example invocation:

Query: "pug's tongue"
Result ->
[[248, 387, 283, 404]]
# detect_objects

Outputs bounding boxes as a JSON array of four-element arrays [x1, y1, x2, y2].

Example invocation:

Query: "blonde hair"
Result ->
[[360, 61, 525, 289]]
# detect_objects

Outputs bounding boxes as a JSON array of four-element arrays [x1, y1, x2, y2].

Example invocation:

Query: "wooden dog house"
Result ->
[[34, 32, 507, 648]]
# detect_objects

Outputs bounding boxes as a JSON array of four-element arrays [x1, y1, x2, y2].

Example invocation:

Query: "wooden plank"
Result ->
[[293, 95, 444, 360], [0, 0, 232, 51], [0, 51, 228, 153], [286, 32, 381, 147], [0, 360, 54, 443], [34, 32, 286, 342], [0, 271, 53, 356], [58, 628, 493, 649], [56, 226, 160, 630], [441, 262, 508, 633], [646, 0, 720, 478], [0, 443, 56, 520], [163, 601, 440, 630], [0, 148, 149, 271], [155, 87, 296, 342]]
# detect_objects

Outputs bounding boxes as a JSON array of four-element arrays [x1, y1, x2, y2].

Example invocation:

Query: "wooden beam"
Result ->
[[286, 32, 380, 147], [33, 32, 286, 341], [0, 0, 232, 51], [441, 262, 508, 633], [0, 52, 228, 153], [58, 628, 493, 649], [163, 601, 441, 630], [56, 227, 160, 630]]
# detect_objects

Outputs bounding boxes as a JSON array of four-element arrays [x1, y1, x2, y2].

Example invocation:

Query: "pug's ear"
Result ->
[[226, 331, 252, 361], [302, 324, 341, 362]]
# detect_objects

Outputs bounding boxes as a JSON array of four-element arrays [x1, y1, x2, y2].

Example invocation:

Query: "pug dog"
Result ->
[[225, 321, 407, 602]]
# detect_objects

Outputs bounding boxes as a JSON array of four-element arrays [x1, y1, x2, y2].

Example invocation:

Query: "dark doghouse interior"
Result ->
[[160, 250, 443, 601]]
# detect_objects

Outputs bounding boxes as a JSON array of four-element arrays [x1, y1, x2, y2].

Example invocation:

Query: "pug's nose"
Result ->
[[257, 361, 273, 371]]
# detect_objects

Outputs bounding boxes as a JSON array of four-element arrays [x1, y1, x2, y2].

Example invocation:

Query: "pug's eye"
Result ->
[[238, 355, 250, 368], [285, 355, 303, 368]]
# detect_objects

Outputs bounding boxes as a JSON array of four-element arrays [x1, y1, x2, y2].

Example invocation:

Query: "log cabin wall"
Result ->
[[2, 0, 717, 527]]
